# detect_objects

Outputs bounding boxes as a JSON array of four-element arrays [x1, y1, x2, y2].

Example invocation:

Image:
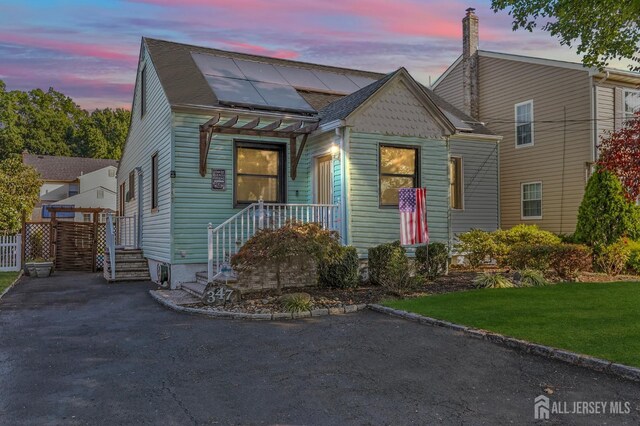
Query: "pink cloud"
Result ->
[[0, 32, 137, 63], [219, 41, 299, 59]]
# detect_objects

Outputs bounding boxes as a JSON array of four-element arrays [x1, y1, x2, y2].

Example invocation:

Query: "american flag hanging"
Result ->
[[398, 188, 429, 246]]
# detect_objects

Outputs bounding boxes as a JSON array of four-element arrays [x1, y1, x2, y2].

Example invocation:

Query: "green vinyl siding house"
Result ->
[[118, 38, 501, 288]]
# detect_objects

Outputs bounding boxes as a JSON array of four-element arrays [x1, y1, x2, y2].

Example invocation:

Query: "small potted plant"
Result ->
[[25, 258, 54, 278]]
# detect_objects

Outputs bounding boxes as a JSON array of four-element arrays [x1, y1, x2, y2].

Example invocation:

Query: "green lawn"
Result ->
[[384, 282, 640, 367], [0, 271, 20, 295]]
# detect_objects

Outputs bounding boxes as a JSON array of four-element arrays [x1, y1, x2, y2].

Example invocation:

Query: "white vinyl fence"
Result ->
[[0, 234, 21, 272]]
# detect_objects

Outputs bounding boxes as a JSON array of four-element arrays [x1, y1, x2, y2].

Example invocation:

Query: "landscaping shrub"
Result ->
[[318, 245, 360, 289], [548, 244, 592, 281], [595, 238, 631, 276], [516, 269, 549, 287], [627, 240, 640, 274], [280, 293, 312, 313], [415, 242, 449, 280], [575, 170, 640, 246], [232, 222, 340, 291], [455, 229, 496, 268], [506, 244, 554, 271], [474, 272, 514, 289], [494, 225, 561, 265], [368, 241, 418, 293]]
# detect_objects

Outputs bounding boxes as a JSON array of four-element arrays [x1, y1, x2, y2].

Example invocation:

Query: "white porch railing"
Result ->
[[114, 216, 137, 249], [105, 215, 138, 281], [105, 215, 116, 280], [207, 200, 339, 283], [0, 234, 21, 272]]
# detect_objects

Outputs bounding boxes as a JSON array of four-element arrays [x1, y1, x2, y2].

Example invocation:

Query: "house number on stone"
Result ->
[[203, 286, 234, 305]]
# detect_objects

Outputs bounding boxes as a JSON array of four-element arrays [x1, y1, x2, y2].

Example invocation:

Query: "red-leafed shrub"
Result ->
[[548, 244, 592, 281]]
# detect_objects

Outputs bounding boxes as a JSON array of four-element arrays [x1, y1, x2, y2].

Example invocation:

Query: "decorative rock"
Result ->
[[328, 306, 345, 315], [272, 312, 293, 320], [251, 313, 272, 320], [311, 308, 329, 316], [356, 304, 367, 311], [292, 310, 311, 318], [344, 305, 358, 313]]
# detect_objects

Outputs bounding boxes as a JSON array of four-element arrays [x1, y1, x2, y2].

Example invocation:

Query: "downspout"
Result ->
[[135, 166, 143, 250], [446, 135, 452, 253]]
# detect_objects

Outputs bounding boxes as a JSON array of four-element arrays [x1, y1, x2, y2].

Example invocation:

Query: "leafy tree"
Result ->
[[0, 157, 42, 232], [0, 80, 130, 161], [597, 114, 640, 201], [575, 169, 639, 245], [491, 0, 640, 70]]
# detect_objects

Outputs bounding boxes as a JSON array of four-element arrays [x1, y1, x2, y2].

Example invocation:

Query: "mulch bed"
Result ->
[[182, 271, 479, 315]]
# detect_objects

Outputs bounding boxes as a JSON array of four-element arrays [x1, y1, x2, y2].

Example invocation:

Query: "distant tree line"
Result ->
[[0, 80, 130, 161]]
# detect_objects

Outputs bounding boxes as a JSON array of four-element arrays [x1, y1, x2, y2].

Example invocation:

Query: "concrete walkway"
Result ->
[[0, 272, 638, 425]]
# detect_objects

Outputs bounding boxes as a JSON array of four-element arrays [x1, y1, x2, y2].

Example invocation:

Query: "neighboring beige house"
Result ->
[[22, 153, 118, 222], [433, 8, 640, 234]]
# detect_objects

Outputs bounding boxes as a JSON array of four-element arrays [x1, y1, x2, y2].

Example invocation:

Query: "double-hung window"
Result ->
[[522, 182, 542, 219], [624, 89, 640, 124], [379, 145, 419, 207], [234, 142, 285, 206], [515, 100, 534, 147]]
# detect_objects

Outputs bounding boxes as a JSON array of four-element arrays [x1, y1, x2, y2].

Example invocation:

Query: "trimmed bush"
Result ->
[[474, 272, 514, 289], [455, 229, 496, 268], [575, 170, 640, 245], [506, 244, 554, 271], [368, 241, 417, 293], [318, 245, 360, 288], [415, 242, 449, 281], [627, 240, 640, 274], [494, 225, 561, 265], [548, 244, 592, 281], [595, 238, 631, 276]]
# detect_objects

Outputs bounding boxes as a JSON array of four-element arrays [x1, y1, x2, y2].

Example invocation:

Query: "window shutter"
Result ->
[[614, 87, 624, 130]]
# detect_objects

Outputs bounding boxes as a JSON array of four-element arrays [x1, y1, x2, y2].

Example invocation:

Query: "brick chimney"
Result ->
[[462, 7, 479, 119]]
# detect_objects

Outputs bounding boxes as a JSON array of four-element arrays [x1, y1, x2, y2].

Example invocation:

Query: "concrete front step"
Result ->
[[196, 271, 208, 286], [181, 281, 207, 298], [104, 260, 148, 270], [103, 270, 151, 282]]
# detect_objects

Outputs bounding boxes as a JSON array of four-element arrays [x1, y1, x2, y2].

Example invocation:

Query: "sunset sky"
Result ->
[[0, 0, 632, 110]]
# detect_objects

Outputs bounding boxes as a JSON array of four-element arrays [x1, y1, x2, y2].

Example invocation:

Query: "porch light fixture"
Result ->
[[330, 143, 340, 158]]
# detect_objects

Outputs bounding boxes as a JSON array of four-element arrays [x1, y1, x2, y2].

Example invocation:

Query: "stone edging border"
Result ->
[[0, 271, 23, 301], [368, 304, 640, 383], [149, 290, 367, 320]]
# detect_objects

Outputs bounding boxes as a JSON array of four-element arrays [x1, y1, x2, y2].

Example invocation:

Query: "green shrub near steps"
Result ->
[[318, 245, 360, 289], [367, 241, 407, 286], [415, 242, 449, 281]]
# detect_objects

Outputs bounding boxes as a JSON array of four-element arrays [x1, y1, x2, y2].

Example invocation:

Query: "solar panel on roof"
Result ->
[[346, 75, 378, 89], [192, 52, 244, 79], [273, 65, 329, 92], [312, 70, 360, 93], [252, 81, 315, 113], [204, 75, 268, 106], [234, 60, 289, 85]]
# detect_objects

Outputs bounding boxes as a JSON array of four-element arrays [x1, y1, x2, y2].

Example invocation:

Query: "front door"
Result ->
[[315, 155, 332, 204]]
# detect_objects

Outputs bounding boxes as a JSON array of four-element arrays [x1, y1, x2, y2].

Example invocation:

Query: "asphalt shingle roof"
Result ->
[[22, 154, 118, 181]]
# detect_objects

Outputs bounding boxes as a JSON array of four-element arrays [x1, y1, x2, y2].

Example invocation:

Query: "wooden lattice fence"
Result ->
[[23, 222, 52, 262]]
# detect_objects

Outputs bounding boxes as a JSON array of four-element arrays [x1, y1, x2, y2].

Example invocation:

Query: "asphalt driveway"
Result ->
[[0, 272, 639, 425]]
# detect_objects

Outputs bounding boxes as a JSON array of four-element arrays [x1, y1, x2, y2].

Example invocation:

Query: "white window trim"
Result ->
[[623, 89, 640, 121], [450, 156, 465, 211], [514, 99, 534, 149], [521, 181, 543, 220]]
